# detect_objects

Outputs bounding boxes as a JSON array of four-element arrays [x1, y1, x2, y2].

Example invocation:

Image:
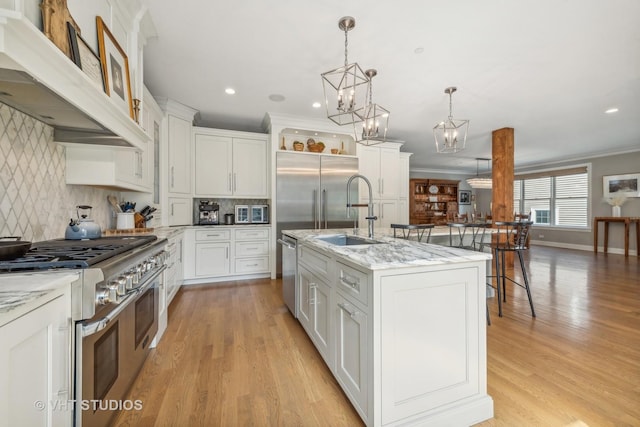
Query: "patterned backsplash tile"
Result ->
[[0, 103, 116, 242]]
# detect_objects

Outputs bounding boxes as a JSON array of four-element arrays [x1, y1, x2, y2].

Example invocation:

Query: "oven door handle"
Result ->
[[81, 265, 167, 337]]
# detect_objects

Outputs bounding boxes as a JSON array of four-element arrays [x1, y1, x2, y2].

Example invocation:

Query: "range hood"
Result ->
[[0, 10, 149, 149]]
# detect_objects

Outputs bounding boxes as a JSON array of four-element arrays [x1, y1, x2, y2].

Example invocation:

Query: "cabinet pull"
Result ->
[[228, 173, 232, 191], [171, 166, 175, 188], [381, 178, 384, 195], [233, 173, 237, 191], [309, 283, 317, 305], [341, 275, 359, 290], [338, 302, 359, 318], [226, 247, 229, 259], [206, 234, 221, 238]]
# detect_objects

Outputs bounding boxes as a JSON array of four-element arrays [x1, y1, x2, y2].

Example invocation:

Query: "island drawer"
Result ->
[[195, 229, 231, 241], [299, 245, 331, 281], [336, 261, 369, 306]]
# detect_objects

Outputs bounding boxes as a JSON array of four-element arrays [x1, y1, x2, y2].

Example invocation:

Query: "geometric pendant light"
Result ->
[[321, 16, 369, 126], [354, 69, 390, 146], [433, 86, 469, 153]]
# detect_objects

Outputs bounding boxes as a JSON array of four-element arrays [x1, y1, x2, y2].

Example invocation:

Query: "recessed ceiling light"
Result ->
[[225, 88, 236, 95], [312, 102, 321, 108], [605, 108, 619, 114], [269, 94, 285, 102]]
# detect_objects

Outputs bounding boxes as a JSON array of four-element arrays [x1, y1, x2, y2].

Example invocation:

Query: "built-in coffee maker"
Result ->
[[198, 200, 219, 225]]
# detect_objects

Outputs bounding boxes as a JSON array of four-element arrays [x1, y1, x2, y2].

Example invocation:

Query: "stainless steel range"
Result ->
[[0, 235, 167, 427]]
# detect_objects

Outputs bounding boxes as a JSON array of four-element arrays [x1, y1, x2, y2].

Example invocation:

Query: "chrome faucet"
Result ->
[[346, 174, 377, 238]]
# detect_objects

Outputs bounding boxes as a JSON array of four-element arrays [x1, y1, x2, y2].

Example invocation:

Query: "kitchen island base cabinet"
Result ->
[[335, 292, 369, 418], [290, 233, 493, 427], [298, 265, 333, 368], [379, 268, 492, 426]]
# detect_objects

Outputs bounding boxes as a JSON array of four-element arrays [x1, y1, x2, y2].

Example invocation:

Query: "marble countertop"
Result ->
[[0, 271, 79, 327], [283, 228, 491, 271]]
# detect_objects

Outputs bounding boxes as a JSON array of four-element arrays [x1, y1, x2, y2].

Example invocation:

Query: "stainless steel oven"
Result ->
[[76, 266, 163, 427]]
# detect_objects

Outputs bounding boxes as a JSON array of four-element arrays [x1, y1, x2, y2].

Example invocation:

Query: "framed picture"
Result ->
[[67, 23, 105, 92], [459, 190, 471, 205], [96, 16, 134, 119], [603, 173, 640, 198]]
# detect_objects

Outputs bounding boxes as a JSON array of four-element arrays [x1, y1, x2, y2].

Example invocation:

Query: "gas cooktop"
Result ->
[[0, 236, 157, 271]]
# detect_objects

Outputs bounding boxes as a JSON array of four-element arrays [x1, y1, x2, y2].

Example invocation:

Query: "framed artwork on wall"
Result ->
[[603, 173, 640, 198], [459, 190, 471, 205], [96, 16, 134, 119]]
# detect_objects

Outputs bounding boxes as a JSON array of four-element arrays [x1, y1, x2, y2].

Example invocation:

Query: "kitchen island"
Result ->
[[283, 228, 493, 427]]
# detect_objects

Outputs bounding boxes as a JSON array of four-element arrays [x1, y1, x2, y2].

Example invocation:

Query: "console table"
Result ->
[[593, 217, 640, 257]]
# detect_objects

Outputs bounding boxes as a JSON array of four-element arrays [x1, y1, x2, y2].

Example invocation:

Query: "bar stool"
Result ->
[[390, 224, 434, 243], [490, 221, 536, 318]]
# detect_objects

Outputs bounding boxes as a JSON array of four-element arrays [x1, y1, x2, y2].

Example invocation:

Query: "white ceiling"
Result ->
[[140, 0, 640, 174]]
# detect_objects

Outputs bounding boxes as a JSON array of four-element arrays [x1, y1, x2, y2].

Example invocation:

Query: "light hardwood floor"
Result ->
[[114, 246, 640, 426]]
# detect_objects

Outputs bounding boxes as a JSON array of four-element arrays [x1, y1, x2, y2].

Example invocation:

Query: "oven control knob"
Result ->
[[124, 273, 134, 290], [130, 270, 139, 285], [114, 277, 127, 296], [96, 289, 110, 305]]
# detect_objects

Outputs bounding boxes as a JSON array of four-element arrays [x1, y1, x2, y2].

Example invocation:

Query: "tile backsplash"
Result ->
[[0, 103, 116, 242]]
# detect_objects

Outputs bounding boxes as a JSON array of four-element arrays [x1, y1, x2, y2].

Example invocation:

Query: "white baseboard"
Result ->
[[530, 240, 638, 256], [183, 272, 271, 285]]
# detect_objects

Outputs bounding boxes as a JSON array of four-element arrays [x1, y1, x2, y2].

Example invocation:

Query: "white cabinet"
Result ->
[[193, 128, 268, 198], [234, 228, 270, 274], [357, 143, 408, 231], [157, 98, 197, 226], [167, 114, 192, 194], [298, 264, 333, 367], [195, 242, 230, 277], [358, 144, 400, 200], [379, 267, 484, 424], [293, 241, 492, 427], [165, 231, 184, 306], [0, 290, 71, 427], [64, 144, 151, 192], [375, 200, 398, 228], [167, 197, 192, 226], [335, 292, 369, 417], [193, 229, 231, 278], [183, 226, 271, 283], [141, 86, 163, 192]]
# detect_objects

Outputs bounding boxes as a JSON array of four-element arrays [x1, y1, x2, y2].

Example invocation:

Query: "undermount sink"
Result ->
[[313, 234, 384, 246]]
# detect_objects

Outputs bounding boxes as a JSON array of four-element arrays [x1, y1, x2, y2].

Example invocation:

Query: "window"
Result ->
[[513, 166, 589, 227]]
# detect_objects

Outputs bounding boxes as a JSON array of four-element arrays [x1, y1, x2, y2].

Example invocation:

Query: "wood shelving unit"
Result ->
[[409, 179, 459, 225]]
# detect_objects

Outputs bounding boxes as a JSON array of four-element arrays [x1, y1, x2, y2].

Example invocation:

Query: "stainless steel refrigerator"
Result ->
[[276, 152, 359, 312]]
